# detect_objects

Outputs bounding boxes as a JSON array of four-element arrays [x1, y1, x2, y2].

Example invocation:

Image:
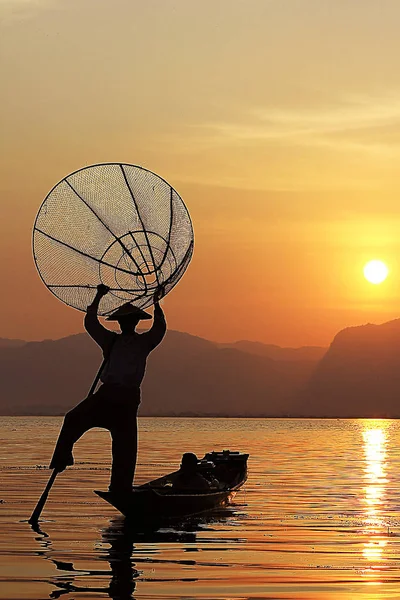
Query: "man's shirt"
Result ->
[[84, 308, 166, 389]]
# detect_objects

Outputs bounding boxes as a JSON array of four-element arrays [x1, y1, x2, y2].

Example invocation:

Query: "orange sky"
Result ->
[[2, 0, 400, 346]]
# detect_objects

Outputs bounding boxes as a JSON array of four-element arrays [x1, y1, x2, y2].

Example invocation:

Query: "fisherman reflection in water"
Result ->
[[50, 283, 166, 493]]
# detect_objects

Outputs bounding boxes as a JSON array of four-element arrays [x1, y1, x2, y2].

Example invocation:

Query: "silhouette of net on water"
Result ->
[[33, 163, 194, 314]]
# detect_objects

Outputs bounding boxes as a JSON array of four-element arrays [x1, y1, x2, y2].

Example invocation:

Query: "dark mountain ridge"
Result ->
[[3, 319, 400, 417], [301, 319, 400, 417], [0, 338, 26, 348], [219, 340, 326, 362], [0, 331, 318, 416]]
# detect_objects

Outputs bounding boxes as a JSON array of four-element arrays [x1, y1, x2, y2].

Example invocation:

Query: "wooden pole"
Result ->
[[28, 356, 108, 525], [28, 469, 58, 525]]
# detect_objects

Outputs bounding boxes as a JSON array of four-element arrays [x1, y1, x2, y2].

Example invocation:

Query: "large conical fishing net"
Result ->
[[33, 163, 194, 315]]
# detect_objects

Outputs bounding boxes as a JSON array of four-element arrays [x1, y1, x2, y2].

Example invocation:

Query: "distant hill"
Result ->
[[219, 340, 326, 362], [0, 330, 318, 416], [0, 338, 26, 348], [301, 319, 400, 417], [0, 334, 100, 415]]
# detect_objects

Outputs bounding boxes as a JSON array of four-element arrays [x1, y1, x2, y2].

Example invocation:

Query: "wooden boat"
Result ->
[[95, 450, 248, 522]]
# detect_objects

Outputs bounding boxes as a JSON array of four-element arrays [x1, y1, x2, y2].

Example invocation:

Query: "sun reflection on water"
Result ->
[[361, 424, 389, 570]]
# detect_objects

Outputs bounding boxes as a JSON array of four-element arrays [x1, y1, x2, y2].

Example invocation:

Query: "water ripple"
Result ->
[[2, 417, 400, 598]]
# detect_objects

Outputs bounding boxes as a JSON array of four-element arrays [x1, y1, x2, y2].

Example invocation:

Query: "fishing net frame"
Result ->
[[32, 162, 194, 316]]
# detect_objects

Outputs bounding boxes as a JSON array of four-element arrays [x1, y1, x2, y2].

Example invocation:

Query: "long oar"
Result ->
[[28, 356, 108, 525]]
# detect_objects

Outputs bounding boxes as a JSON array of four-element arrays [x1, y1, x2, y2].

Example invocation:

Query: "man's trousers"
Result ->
[[50, 383, 140, 493]]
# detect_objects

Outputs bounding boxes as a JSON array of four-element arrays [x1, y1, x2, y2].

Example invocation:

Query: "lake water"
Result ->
[[2, 417, 400, 599]]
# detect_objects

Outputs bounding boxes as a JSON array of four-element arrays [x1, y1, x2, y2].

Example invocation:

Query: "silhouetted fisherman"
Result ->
[[50, 283, 166, 493], [172, 453, 211, 491]]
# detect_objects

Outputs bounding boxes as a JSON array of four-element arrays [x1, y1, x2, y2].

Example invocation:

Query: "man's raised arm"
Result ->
[[84, 284, 116, 353], [144, 286, 167, 351]]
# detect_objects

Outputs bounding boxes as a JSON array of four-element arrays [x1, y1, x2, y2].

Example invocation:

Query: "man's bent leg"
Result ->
[[109, 417, 138, 494], [49, 391, 105, 471]]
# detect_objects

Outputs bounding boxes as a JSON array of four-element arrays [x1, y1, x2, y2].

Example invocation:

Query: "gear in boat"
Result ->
[[95, 449, 249, 521]]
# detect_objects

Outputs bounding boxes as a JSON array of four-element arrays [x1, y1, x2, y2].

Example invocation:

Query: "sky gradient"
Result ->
[[2, 0, 400, 346]]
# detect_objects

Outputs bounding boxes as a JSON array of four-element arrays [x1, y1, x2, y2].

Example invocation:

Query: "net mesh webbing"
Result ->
[[33, 163, 194, 314]]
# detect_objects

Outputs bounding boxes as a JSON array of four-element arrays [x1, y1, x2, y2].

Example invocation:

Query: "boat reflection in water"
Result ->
[[361, 424, 389, 574]]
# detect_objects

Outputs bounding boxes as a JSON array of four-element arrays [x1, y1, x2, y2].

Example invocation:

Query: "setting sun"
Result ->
[[363, 260, 389, 285]]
